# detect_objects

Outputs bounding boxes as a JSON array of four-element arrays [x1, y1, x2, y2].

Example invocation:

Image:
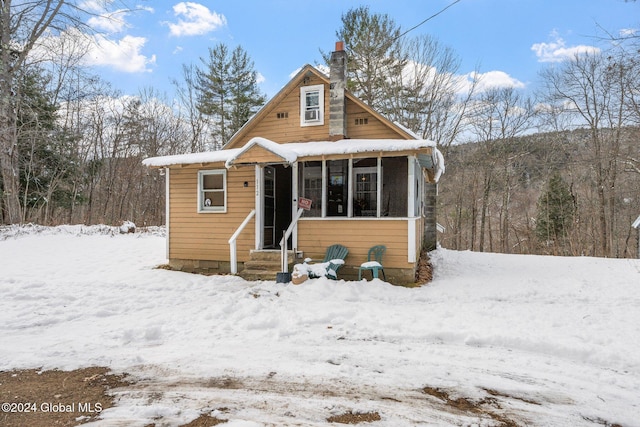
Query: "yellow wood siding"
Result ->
[[231, 145, 289, 164], [231, 75, 409, 146], [238, 75, 330, 144], [346, 103, 404, 139], [169, 164, 255, 262], [297, 219, 412, 269]]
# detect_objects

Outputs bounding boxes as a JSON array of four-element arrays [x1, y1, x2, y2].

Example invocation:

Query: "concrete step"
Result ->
[[249, 250, 295, 262], [243, 260, 282, 271], [239, 269, 282, 281], [239, 250, 299, 281]]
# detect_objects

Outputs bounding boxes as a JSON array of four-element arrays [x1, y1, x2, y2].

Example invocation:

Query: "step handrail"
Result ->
[[228, 209, 256, 274], [279, 208, 305, 273]]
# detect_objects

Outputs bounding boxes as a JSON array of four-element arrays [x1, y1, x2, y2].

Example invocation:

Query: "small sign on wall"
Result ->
[[298, 197, 313, 211]]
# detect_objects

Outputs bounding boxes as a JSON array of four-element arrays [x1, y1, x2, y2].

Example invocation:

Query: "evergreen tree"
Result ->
[[329, 6, 407, 113], [327, 7, 468, 145], [15, 68, 79, 222], [196, 43, 266, 148], [536, 172, 576, 246]]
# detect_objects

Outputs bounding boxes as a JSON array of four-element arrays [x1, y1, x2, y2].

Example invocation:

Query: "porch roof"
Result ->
[[143, 137, 444, 181]]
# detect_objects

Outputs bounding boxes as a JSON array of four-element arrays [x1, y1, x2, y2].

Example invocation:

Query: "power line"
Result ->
[[392, 0, 463, 42]]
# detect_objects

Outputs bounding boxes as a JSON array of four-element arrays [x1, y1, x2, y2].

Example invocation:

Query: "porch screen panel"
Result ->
[[327, 160, 348, 216], [299, 161, 322, 217], [382, 157, 407, 217]]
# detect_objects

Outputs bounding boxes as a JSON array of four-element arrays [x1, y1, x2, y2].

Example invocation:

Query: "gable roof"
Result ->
[[223, 64, 416, 149]]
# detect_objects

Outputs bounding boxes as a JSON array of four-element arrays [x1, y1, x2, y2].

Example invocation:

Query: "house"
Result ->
[[143, 42, 444, 285]]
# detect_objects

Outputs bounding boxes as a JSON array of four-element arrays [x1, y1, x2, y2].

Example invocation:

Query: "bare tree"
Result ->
[[172, 63, 211, 152], [466, 87, 536, 252], [0, 0, 134, 224], [539, 52, 629, 256], [385, 34, 479, 150]]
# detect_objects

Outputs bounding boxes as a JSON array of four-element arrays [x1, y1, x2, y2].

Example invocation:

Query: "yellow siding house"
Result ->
[[143, 43, 444, 285]]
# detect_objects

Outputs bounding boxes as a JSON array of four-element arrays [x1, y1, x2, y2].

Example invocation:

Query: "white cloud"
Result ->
[[78, 0, 104, 13], [166, 2, 226, 37], [87, 10, 128, 33], [32, 28, 153, 73], [619, 28, 638, 38], [85, 34, 156, 73], [531, 35, 600, 63], [458, 70, 525, 94], [477, 70, 526, 90]]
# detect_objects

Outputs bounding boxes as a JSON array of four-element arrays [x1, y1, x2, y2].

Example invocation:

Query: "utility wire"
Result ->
[[392, 0, 463, 43]]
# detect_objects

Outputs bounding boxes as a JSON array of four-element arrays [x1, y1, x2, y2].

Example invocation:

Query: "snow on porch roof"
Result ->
[[143, 137, 444, 180], [225, 137, 297, 168]]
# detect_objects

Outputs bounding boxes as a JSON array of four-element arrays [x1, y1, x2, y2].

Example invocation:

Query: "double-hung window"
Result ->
[[300, 85, 324, 126], [198, 170, 227, 212]]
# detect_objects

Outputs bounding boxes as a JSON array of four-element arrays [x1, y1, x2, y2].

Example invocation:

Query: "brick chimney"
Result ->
[[329, 41, 347, 140]]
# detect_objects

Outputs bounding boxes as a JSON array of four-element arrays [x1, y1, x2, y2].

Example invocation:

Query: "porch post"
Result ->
[[348, 157, 354, 217], [407, 156, 416, 217], [255, 165, 263, 250], [321, 160, 327, 218], [292, 162, 299, 249], [377, 157, 382, 217]]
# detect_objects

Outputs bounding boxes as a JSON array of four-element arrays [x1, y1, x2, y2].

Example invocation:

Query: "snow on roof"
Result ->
[[226, 137, 298, 168], [143, 137, 445, 181], [142, 149, 239, 168], [393, 121, 422, 139]]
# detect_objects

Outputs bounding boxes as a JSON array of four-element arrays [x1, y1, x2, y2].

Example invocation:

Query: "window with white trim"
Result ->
[[198, 170, 227, 212], [300, 85, 324, 126]]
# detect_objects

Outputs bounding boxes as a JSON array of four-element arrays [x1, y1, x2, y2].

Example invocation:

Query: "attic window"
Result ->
[[355, 118, 369, 125], [300, 85, 324, 127], [277, 112, 288, 119]]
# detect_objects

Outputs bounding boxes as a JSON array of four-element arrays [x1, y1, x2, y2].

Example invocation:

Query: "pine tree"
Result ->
[[196, 43, 266, 148], [16, 68, 79, 222], [329, 6, 407, 113], [536, 172, 576, 247]]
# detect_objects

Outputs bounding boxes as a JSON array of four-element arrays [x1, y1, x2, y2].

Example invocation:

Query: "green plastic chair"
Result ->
[[307, 244, 349, 280], [358, 245, 386, 281]]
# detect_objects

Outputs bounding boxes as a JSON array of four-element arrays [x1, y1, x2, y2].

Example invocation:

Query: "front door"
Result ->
[[263, 166, 276, 248], [261, 164, 292, 249]]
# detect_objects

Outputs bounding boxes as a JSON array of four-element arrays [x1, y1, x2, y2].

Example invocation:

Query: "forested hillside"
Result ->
[[438, 127, 640, 258]]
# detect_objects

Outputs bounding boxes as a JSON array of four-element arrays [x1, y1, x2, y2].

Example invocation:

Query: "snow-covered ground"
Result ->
[[1, 224, 638, 426]]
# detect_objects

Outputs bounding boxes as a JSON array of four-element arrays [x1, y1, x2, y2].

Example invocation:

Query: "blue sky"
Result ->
[[80, 0, 639, 99]]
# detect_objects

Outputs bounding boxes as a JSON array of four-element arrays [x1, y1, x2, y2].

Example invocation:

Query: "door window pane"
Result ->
[[327, 160, 348, 217]]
